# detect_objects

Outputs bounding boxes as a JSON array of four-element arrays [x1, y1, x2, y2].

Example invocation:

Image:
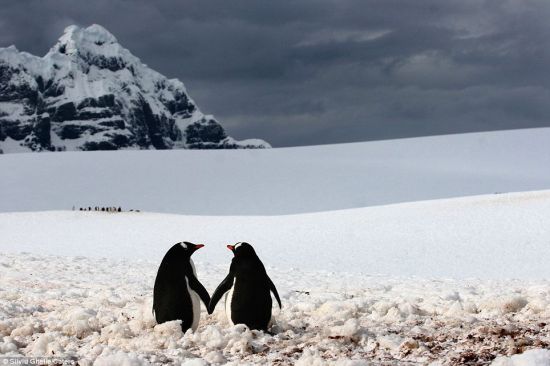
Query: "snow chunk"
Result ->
[[30, 334, 51, 356], [203, 350, 226, 364], [328, 318, 362, 338], [100, 323, 134, 342], [296, 348, 369, 366], [295, 349, 328, 366], [482, 296, 529, 314], [11, 323, 42, 336], [377, 334, 404, 351], [153, 320, 184, 338], [191, 325, 227, 349], [62, 308, 99, 337], [181, 359, 208, 366], [94, 350, 149, 366], [0, 337, 19, 354], [491, 348, 550, 366]]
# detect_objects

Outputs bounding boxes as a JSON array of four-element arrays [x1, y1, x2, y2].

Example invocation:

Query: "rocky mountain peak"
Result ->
[[50, 25, 128, 63], [0, 25, 269, 153], [57, 24, 118, 51]]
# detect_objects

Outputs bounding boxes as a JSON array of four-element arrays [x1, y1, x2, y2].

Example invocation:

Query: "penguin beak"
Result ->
[[194, 244, 205, 249], [227, 245, 235, 251]]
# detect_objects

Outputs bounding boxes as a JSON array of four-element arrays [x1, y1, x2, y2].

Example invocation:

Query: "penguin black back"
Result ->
[[153, 242, 210, 332], [209, 242, 281, 331]]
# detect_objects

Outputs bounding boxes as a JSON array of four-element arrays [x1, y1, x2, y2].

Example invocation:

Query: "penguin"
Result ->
[[208, 242, 281, 331], [153, 242, 210, 332]]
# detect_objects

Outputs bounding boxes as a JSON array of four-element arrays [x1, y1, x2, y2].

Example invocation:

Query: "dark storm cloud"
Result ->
[[1, 0, 549, 146]]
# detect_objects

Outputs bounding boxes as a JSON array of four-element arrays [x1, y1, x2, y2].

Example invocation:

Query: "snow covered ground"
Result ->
[[1, 127, 550, 215], [1, 191, 550, 364], [1, 190, 550, 279], [2, 128, 550, 364], [0, 252, 549, 365]]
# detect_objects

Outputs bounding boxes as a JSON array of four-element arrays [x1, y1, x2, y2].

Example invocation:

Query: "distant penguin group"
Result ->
[[77, 206, 123, 212], [153, 241, 281, 333]]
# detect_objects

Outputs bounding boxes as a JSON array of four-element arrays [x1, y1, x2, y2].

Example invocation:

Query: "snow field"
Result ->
[[1, 190, 550, 364], [1, 127, 550, 215], [1, 189, 550, 279], [0, 253, 549, 365]]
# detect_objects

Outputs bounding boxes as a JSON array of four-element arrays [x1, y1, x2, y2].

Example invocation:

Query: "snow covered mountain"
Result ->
[[0, 24, 270, 153]]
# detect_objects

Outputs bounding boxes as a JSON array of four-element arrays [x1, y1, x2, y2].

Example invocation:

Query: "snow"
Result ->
[[491, 349, 550, 366], [1, 190, 550, 279], [0, 249, 548, 364], [0, 137, 34, 153], [0, 191, 549, 363], [1, 128, 549, 214], [55, 24, 119, 58], [1, 127, 549, 363], [0, 102, 26, 116]]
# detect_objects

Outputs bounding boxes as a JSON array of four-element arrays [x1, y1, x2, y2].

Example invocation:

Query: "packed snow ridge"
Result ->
[[0, 24, 270, 153]]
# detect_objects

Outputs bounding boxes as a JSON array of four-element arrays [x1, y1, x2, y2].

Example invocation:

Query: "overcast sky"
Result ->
[[1, 0, 549, 146]]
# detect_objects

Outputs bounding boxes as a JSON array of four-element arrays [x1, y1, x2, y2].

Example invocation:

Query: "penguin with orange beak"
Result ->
[[153, 242, 210, 332], [209, 242, 281, 331]]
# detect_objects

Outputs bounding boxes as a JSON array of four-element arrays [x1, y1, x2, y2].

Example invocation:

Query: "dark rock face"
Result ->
[[30, 116, 52, 149], [0, 25, 269, 153], [186, 119, 227, 146], [52, 102, 77, 122]]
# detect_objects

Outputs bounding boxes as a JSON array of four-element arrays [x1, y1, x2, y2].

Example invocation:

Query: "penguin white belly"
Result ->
[[186, 259, 201, 331], [186, 279, 201, 331], [224, 280, 235, 326]]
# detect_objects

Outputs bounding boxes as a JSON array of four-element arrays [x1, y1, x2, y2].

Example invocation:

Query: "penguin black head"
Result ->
[[226, 242, 256, 257], [167, 241, 205, 259]]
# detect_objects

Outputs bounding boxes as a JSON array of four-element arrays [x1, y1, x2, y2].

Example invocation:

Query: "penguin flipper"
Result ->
[[209, 272, 234, 314], [188, 274, 211, 308], [267, 276, 282, 309]]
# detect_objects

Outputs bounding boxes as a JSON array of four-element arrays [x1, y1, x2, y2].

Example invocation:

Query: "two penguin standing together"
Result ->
[[153, 242, 281, 333]]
